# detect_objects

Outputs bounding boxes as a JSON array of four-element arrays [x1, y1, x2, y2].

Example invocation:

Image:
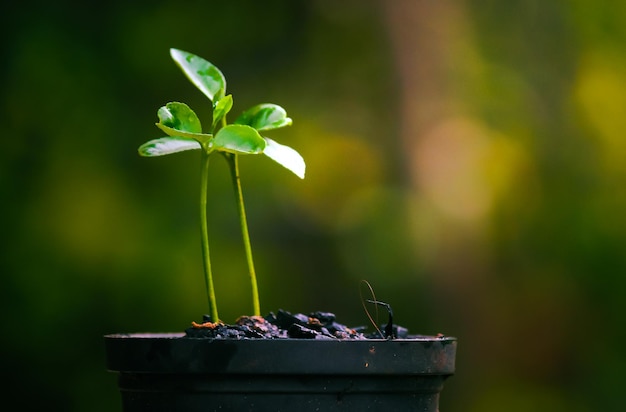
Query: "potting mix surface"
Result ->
[[185, 309, 415, 340]]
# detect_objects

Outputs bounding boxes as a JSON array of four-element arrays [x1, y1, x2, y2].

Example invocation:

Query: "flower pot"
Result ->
[[104, 333, 456, 412]]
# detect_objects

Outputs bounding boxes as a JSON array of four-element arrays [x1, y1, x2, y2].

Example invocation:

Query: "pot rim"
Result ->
[[104, 333, 457, 376]]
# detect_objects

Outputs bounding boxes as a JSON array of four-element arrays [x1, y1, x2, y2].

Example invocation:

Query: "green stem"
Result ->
[[200, 149, 219, 322], [226, 153, 261, 316]]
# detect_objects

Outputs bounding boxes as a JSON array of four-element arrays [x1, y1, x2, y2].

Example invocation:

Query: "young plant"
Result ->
[[138, 49, 305, 323]]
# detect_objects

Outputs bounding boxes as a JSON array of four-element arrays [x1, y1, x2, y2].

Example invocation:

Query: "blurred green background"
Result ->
[[2, 0, 625, 410]]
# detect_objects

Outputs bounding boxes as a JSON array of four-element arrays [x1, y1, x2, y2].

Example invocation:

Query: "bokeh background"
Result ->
[[2, 0, 625, 410]]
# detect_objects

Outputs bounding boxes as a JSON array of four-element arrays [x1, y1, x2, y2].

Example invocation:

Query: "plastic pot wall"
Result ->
[[105, 333, 456, 412]]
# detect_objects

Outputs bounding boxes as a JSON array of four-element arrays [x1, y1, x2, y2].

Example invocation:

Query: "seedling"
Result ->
[[138, 49, 305, 323]]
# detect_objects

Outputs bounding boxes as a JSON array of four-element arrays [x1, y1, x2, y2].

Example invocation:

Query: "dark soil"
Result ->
[[184, 309, 412, 340]]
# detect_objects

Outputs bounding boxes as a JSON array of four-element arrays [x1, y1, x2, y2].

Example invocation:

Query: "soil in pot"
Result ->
[[106, 310, 456, 412]]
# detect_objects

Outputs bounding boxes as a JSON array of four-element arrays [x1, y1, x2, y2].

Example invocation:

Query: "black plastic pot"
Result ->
[[105, 333, 456, 412]]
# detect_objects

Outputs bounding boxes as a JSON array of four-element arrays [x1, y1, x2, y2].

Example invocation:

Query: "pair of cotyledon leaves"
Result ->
[[138, 49, 305, 179]]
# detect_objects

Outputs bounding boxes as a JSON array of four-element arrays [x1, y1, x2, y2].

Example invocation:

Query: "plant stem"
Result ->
[[200, 149, 219, 322], [226, 153, 261, 316]]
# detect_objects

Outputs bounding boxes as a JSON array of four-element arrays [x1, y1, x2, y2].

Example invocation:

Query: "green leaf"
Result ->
[[211, 94, 233, 131], [213, 124, 266, 155], [263, 137, 305, 179], [156, 102, 202, 133], [235, 104, 292, 131], [138, 137, 201, 157], [170, 48, 226, 102], [155, 102, 212, 143]]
